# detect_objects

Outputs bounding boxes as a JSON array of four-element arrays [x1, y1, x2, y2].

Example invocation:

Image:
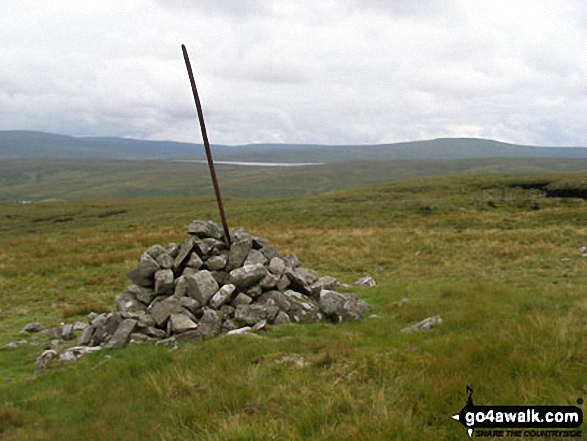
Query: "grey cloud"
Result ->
[[153, 0, 270, 17]]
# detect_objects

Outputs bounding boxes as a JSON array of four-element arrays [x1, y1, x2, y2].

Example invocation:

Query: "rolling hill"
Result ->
[[1, 130, 586, 162]]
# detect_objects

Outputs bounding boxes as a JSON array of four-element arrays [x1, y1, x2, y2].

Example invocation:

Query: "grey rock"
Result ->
[[78, 325, 94, 345], [226, 326, 253, 336], [177, 308, 222, 342], [318, 289, 346, 316], [354, 275, 376, 287], [144, 327, 166, 339], [148, 296, 183, 326], [268, 257, 286, 276], [174, 275, 189, 297], [126, 284, 156, 305], [155, 252, 174, 270], [166, 242, 180, 258], [59, 346, 102, 361], [273, 311, 291, 324], [185, 252, 203, 270], [5, 340, 27, 348], [73, 321, 87, 331], [252, 235, 269, 249], [210, 270, 229, 285], [310, 276, 342, 298], [127, 252, 160, 286], [103, 319, 138, 349], [92, 312, 122, 345], [340, 293, 370, 320], [168, 313, 198, 334], [129, 333, 152, 344], [34, 349, 58, 374], [61, 324, 75, 341], [260, 246, 281, 260], [227, 238, 252, 271], [145, 244, 167, 259], [154, 269, 175, 296], [187, 270, 219, 306], [206, 254, 227, 271], [222, 319, 238, 332], [220, 304, 236, 318], [179, 296, 200, 315], [285, 267, 316, 295], [231, 293, 253, 307], [260, 273, 280, 290], [187, 220, 225, 240], [182, 267, 198, 278], [282, 252, 301, 269], [21, 322, 45, 333], [115, 292, 147, 319], [257, 290, 291, 311], [228, 264, 267, 290], [401, 316, 442, 333], [209, 284, 236, 309], [156, 337, 177, 347], [243, 249, 268, 266], [246, 285, 263, 299], [137, 313, 156, 328], [193, 238, 212, 258], [282, 290, 322, 323], [252, 319, 268, 331], [234, 304, 266, 325], [201, 238, 227, 252], [87, 312, 98, 323], [276, 275, 291, 291], [173, 238, 195, 272]]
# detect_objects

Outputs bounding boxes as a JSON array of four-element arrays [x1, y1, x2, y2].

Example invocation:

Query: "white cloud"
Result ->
[[0, 0, 585, 146]]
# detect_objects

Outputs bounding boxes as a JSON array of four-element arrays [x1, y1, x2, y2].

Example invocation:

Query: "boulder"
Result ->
[[127, 253, 160, 286], [231, 293, 253, 307], [103, 319, 138, 349], [148, 296, 183, 326], [228, 264, 267, 290], [187, 220, 225, 240], [154, 269, 175, 296], [243, 249, 268, 266], [126, 284, 156, 305], [168, 313, 198, 334], [187, 270, 219, 306], [206, 255, 227, 271], [173, 238, 195, 272], [227, 238, 252, 271], [268, 257, 286, 276], [209, 284, 236, 309], [115, 292, 147, 319]]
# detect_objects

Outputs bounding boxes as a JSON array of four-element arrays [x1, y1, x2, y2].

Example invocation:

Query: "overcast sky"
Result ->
[[1, 1, 585, 146]]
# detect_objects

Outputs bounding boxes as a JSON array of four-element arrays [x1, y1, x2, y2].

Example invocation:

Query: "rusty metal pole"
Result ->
[[181, 44, 231, 245]]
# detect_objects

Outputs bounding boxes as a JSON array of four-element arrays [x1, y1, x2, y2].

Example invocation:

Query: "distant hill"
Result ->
[[0, 130, 586, 162]]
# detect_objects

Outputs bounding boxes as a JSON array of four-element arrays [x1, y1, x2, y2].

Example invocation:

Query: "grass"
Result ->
[[0, 172, 586, 440]]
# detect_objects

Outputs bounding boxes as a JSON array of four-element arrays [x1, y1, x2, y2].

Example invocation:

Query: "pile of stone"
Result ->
[[78, 220, 369, 349]]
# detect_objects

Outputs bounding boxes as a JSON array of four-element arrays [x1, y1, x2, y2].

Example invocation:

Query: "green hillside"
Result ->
[[1, 173, 586, 439], [3, 157, 587, 202]]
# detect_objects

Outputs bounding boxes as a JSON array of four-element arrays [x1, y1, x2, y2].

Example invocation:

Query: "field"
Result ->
[[1, 172, 586, 440]]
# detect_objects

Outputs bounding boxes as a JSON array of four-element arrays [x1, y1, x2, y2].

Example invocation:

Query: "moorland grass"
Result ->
[[0, 173, 586, 440]]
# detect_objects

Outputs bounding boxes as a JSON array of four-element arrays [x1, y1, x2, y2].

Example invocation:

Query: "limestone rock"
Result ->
[[35, 349, 58, 374], [206, 255, 227, 271], [268, 257, 286, 276], [103, 319, 138, 349], [227, 238, 252, 271], [243, 249, 268, 266], [154, 269, 174, 296], [187, 220, 225, 240], [168, 313, 198, 334], [173, 238, 195, 272], [209, 284, 236, 309], [187, 270, 219, 306], [231, 293, 253, 307], [354, 275, 376, 287], [21, 322, 45, 333], [126, 284, 156, 305], [228, 264, 267, 290], [115, 292, 147, 319], [148, 296, 183, 326], [127, 253, 160, 286]]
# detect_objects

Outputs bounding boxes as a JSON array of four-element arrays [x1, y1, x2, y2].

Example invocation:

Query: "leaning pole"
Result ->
[[181, 44, 231, 246]]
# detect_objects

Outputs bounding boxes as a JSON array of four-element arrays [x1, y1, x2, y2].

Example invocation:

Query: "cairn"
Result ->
[[78, 220, 370, 349]]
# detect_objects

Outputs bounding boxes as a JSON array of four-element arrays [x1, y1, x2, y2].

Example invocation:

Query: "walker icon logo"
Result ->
[[451, 386, 583, 438]]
